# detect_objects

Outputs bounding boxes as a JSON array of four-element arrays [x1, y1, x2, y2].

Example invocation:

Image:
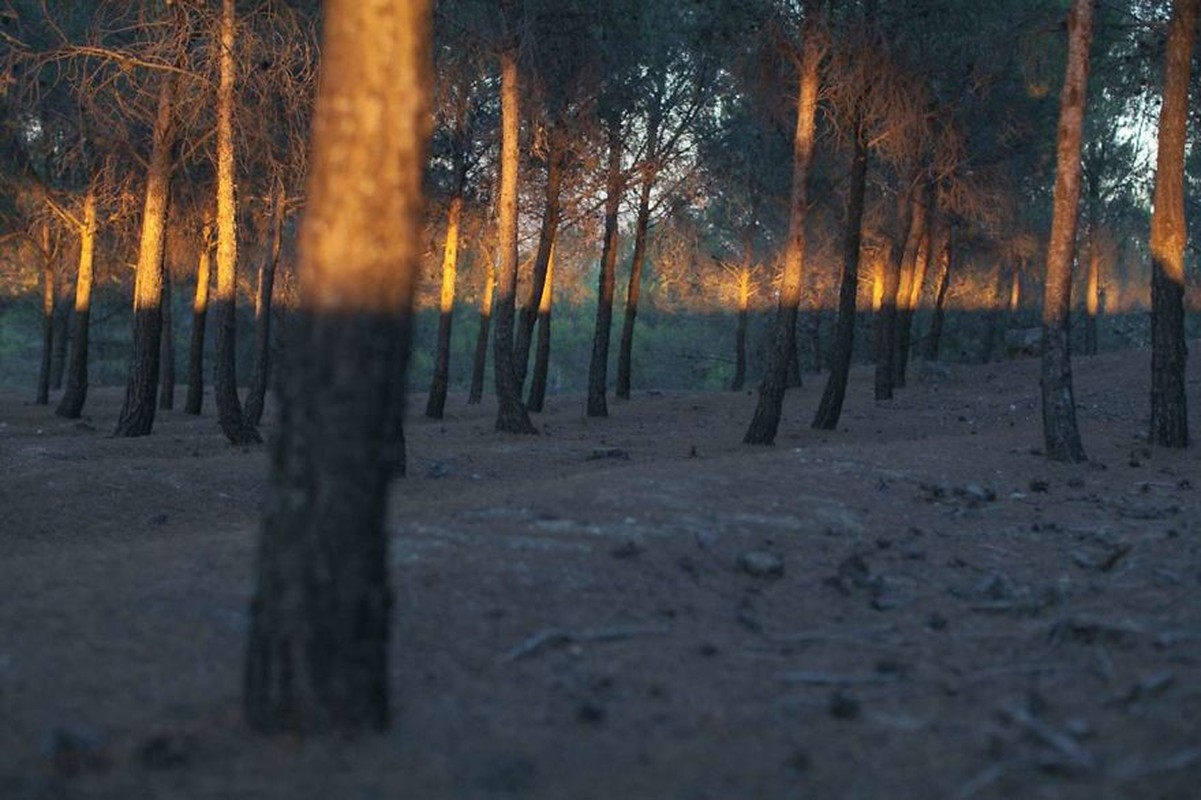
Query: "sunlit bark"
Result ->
[[492, 0, 536, 434], [731, 258, 754, 392], [744, 0, 823, 445], [873, 238, 903, 401], [814, 112, 868, 430], [1083, 238, 1100, 355], [923, 221, 954, 361], [184, 213, 214, 415], [892, 180, 929, 388], [587, 115, 624, 418], [1148, 0, 1195, 448], [36, 221, 54, 406], [115, 67, 178, 437], [244, 179, 286, 427], [515, 128, 563, 393], [1009, 264, 1022, 316], [527, 242, 556, 413], [213, 0, 261, 445], [425, 127, 468, 419], [55, 188, 97, 419], [616, 95, 663, 401], [244, 0, 431, 734], [1039, 0, 1092, 462]]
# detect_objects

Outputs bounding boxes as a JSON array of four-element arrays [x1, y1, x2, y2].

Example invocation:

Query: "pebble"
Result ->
[[738, 551, 784, 579]]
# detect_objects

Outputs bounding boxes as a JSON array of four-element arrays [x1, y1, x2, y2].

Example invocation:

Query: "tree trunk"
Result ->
[[615, 168, 655, 400], [806, 307, 822, 374], [36, 221, 54, 405], [1083, 234, 1099, 355], [1148, 0, 1195, 448], [923, 221, 954, 361], [744, 0, 822, 445], [1039, 0, 1092, 462], [981, 266, 1005, 363], [514, 132, 563, 392], [184, 214, 214, 415], [115, 69, 178, 437], [1008, 261, 1022, 320], [425, 136, 468, 419], [587, 115, 625, 418], [786, 315, 803, 388], [527, 242, 555, 412], [159, 266, 176, 410], [56, 189, 97, 419], [874, 242, 902, 401], [244, 0, 431, 734], [616, 93, 663, 402], [492, 5, 536, 434], [813, 115, 867, 430], [731, 262, 753, 392], [467, 255, 494, 405], [899, 212, 932, 375], [245, 180, 286, 427], [50, 288, 70, 391], [213, 0, 261, 445], [892, 180, 929, 389]]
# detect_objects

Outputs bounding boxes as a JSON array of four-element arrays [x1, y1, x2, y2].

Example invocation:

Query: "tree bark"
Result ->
[[892, 180, 929, 388], [467, 255, 494, 405], [1039, 0, 1092, 462], [527, 241, 555, 412], [213, 0, 261, 445], [56, 189, 96, 419], [244, 0, 431, 734], [615, 167, 654, 400], [425, 131, 468, 419], [806, 306, 822, 374], [813, 115, 868, 430], [587, 115, 625, 418], [981, 266, 1005, 363], [50, 288, 70, 391], [923, 221, 954, 361], [184, 214, 214, 415], [1008, 261, 1022, 320], [492, 2, 536, 434], [616, 96, 663, 401], [873, 240, 903, 401], [744, 0, 822, 444], [731, 261, 753, 392], [1148, 0, 1195, 448], [36, 221, 54, 405], [115, 68, 178, 437], [1083, 237, 1100, 355], [245, 180, 286, 427], [159, 266, 175, 410], [514, 131, 563, 392]]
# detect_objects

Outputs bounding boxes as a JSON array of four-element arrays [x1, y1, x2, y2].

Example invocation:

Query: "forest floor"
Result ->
[[1, 344, 1199, 800]]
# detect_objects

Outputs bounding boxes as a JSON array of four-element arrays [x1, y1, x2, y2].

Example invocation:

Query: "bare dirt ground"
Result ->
[[1, 345, 1199, 800]]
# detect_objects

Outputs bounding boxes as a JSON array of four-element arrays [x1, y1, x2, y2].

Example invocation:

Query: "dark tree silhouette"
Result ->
[[244, 0, 431, 733]]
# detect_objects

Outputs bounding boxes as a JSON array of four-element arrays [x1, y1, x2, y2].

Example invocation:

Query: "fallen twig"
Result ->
[[763, 623, 898, 648], [1001, 704, 1097, 773], [1114, 748, 1201, 781], [775, 671, 899, 686], [954, 763, 1005, 800], [502, 624, 670, 663], [958, 662, 1079, 687]]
